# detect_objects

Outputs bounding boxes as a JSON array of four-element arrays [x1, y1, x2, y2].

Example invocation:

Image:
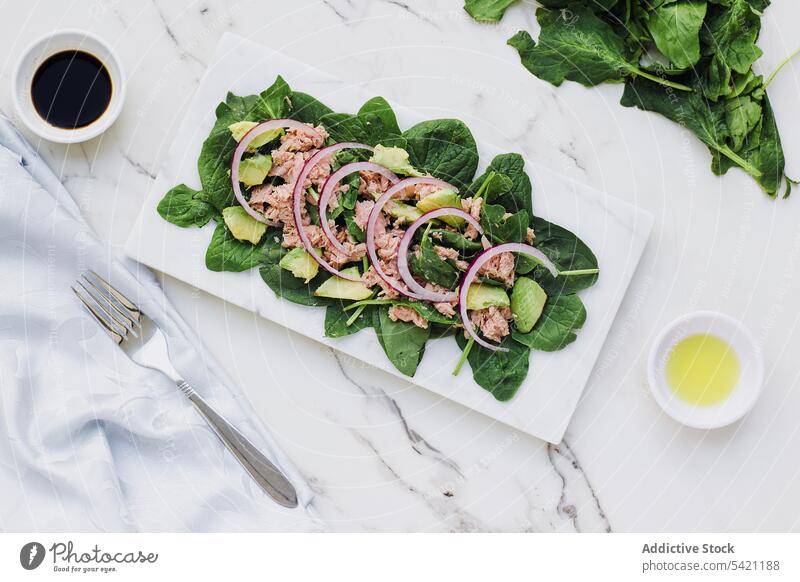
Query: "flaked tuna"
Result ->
[[470, 306, 512, 342]]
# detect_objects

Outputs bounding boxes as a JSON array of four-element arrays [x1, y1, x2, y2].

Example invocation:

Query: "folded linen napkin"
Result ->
[[0, 117, 320, 532]]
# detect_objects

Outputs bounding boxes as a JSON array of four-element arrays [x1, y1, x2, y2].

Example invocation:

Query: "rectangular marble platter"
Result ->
[[124, 33, 653, 444]]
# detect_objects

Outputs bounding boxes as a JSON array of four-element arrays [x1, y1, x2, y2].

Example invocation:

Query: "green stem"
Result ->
[[558, 268, 600, 277], [763, 46, 800, 91], [718, 145, 762, 178], [632, 69, 693, 92], [453, 337, 475, 376], [345, 304, 368, 327], [345, 288, 380, 327], [343, 298, 391, 312]]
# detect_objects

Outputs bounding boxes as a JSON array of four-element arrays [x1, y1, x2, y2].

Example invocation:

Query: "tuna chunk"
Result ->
[[354, 200, 377, 231], [478, 251, 515, 287], [359, 170, 391, 198], [461, 196, 483, 240], [470, 306, 512, 342], [305, 155, 332, 190], [434, 245, 469, 271], [269, 150, 305, 187], [279, 124, 328, 152], [388, 305, 428, 329], [426, 283, 457, 317]]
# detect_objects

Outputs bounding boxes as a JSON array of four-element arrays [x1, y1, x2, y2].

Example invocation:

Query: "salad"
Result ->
[[157, 76, 599, 401]]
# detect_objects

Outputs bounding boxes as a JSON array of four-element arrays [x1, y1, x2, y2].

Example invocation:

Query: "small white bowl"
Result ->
[[647, 311, 764, 429], [12, 30, 126, 144]]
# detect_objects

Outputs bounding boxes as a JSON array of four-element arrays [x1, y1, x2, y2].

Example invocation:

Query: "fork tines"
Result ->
[[72, 270, 142, 344]]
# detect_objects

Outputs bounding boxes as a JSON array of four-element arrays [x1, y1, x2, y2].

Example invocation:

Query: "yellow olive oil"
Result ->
[[665, 334, 740, 406]]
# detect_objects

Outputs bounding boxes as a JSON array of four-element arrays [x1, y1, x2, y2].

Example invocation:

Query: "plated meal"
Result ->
[[156, 75, 599, 401]]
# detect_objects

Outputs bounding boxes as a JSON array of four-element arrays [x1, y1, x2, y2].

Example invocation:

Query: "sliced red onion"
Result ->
[[231, 119, 319, 226], [459, 243, 558, 352], [366, 177, 456, 298], [319, 162, 399, 255], [396, 208, 485, 303], [291, 142, 373, 281]]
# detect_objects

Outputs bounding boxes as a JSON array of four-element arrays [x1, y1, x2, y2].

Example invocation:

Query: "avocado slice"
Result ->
[[238, 154, 272, 187], [388, 201, 423, 225], [369, 144, 423, 176], [314, 267, 373, 300], [416, 189, 464, 227], [466, 283, 510, 311], [222, 206, 267, 244], [279, 247, 319, 283], [511, 277, 547, 333], [228, 121, 283, 150]]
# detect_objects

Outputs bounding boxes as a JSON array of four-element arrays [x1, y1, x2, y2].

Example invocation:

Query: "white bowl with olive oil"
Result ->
[[647, 312, 764, 429]]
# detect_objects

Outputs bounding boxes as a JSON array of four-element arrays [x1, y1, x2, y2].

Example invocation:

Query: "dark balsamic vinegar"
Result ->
[[31, 50, 112, 129]]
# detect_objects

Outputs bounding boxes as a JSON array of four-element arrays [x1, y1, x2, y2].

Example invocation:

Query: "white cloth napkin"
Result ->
[[0, 118, 320, 532]]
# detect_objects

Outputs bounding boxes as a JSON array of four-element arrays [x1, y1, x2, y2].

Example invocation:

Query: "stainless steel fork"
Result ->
[[72, 270, 298, 508]]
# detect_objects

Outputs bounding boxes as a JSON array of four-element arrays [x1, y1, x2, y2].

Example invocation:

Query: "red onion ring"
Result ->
[[291, 142, 373, 281], [231, 119, 319, 225], [366, 177, 456, 298], [459, 243, 558, 352], [396, 208, 487, 303], [319, 162, 399, 255]]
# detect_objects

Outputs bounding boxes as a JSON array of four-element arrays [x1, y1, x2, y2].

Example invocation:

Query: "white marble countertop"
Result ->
[[3, 0, 800, 532]]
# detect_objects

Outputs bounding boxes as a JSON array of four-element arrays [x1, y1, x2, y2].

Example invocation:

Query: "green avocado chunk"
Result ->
[[466, 283, 510, 311], [314, 266, 373, 300], [222, 206, 267, 244], [388, 201, 423, 225], [369, 144, 424, 176], [238, 154, 272, 187], [416, 189, 464, 227], [279, 247, 319, 283], [510, 277, 547, 333], [228, 121, 283, 150]]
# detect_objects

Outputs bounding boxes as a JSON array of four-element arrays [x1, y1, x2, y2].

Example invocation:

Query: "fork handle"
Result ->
[[177, 381, 299, 508]]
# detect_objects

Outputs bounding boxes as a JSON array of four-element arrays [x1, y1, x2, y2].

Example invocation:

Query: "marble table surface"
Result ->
[[3, 0, 800, 532]]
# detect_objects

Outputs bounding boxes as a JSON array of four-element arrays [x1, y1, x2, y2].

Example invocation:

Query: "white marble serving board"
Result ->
[[124, 33, 653, 444]]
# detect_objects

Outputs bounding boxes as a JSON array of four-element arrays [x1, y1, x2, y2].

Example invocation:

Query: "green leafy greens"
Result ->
[[157, 75, 599, 402], [467, 0, 796, 197]]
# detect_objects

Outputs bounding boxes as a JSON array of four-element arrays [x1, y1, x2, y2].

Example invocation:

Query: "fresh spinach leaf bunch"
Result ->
[[465, 0, 798, 197], [156, 75, 599, 402]]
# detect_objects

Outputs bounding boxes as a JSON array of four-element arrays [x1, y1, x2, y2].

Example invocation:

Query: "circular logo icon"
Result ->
[[20, 542, 45, 570]]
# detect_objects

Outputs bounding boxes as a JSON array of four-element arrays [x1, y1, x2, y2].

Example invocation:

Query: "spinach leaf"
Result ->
[[468, 153, 533, 217], [512, 294, 586, 351], [724, 94, 762, 151], [621, 77, 783, 192], [507, 6, 690, 91], [646, 0, 707, 70], [288, 91, 334, 124], [718, 95, 787, 197], [701, 0, 764, 75], [358, 96, 402, 136], [528, 216, 599, 294], [373, 307, 430, 376], [403, 119, 479, 189], [464, 0, 519, 22], [480, 203, 528, 244], [258, 233, 335, 306], [205, 222, 268, 272], [456, 333, 530, 401], [429, 229, 484, 255], [198, 77, 292, 211], [324, 302, 373, 338], [157, 184, 215, 228], [409, 228, 461, 289]]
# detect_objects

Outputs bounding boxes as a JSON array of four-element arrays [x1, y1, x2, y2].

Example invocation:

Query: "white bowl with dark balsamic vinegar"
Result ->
[[13, 30, 126, 144]]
